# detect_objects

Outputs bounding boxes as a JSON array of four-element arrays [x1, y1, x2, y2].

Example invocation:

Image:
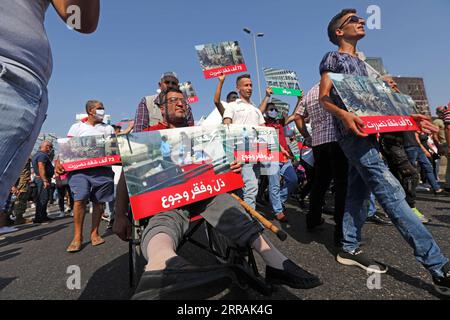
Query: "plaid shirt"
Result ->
[[295, 83, 336, 147], [133, 95, 195, 133]]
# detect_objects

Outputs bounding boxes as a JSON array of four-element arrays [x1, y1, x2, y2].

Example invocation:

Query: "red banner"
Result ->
[[188, 96, 199, 104], [62, 155, 121, 172], [129, 166, 244, 220], [360, 115, 419, 134], [203, 64, 247, 79]]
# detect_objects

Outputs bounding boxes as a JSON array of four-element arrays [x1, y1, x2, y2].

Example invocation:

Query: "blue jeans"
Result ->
[[405, 146, 441, 191], [241, 163, 260, 209], [35, 178, 51, 221], [339, 134, 448, 277], [367, 193, 377, 217], [267, 161, 298, 213], [0, 59, 48, 209]]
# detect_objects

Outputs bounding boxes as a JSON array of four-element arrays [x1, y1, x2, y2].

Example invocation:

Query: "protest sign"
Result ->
[[118, 125, 279, 220], [57, 134, 121, 171], [180, 81, 199, 104], [195, 41, 247, 79], [264, 67, 302, 97], [328, 73, 420, 134]]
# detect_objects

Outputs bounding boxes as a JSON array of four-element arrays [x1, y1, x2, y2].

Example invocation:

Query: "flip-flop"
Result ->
[[67, 240, 82, 253], [91, 237, 105, 247]]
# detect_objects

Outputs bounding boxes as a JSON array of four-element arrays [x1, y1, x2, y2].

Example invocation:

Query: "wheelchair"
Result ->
[[127, 200, 276, 300]]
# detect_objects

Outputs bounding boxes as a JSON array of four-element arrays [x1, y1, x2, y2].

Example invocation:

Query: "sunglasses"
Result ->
[[339, 15, 365, 29], [269, 108, 278, 112], [164, 80, 179, 86]]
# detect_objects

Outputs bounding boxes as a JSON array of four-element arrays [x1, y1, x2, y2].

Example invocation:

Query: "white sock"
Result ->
[[145, 233, 177, 271]]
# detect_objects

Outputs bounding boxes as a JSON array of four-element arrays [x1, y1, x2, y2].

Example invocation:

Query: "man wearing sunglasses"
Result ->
[[319, 8, 450, 296], [133, 72, 194, 133]]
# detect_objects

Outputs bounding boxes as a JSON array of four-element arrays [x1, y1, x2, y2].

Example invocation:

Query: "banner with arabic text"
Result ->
[[264, 67, 302, 97], [328, 73, 420, 134], [195, 41, 247, 79], [118, 124, 279, 220], [180, 81, 199, 104], [57, 135, 121, 171]]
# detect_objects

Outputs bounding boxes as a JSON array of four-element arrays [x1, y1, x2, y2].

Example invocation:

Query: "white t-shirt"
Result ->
[[223, 99, 265, 126], [67, 121, 115, 138]]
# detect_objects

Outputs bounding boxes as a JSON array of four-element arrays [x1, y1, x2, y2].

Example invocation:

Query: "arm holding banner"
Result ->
[[113, 172, 132, 241], [258, 87, 273, 114], [214, 75, 226, 116], [319, 73, 368, 138]]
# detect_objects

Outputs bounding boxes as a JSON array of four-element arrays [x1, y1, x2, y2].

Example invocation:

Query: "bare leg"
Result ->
[[145, 233, 177, 271], [91, 202, 105, 245], [67, 200, 86, 252], [251, 234, 287, 270]]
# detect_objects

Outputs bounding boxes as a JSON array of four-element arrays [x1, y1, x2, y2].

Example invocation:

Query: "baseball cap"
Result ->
[[160, 71, 179, 82]]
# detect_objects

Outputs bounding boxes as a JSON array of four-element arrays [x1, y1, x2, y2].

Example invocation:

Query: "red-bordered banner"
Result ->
[[188, 96, 199, 104], [62, 155, 121, 172], [234, 150, 283, 163], [129, 165, 244, 220], [360, 115, 419, 134], [203, 64, 247, 79]]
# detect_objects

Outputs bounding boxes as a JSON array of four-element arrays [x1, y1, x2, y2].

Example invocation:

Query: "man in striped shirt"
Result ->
[[295, 83, 348, 245]]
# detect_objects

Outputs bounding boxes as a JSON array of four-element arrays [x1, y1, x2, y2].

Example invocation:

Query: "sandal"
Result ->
[[91, 236, 105, 247], [67, 240, 82, 253]]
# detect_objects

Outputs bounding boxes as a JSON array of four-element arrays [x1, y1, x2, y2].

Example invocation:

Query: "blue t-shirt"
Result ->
[[32, 151, 54, 180], [319, 51, 369, 137]]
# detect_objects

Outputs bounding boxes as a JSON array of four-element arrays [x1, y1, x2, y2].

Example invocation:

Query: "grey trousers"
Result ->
[[141, 193, 264, 261]]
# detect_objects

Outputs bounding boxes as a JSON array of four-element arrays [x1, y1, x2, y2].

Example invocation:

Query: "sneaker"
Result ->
[[366, 212, 392, 225], [337, 249, 388, 273], [265, 259, 322, 289], [307, 217, 325, 231], [433, 262, 450, 297], [14, 217, 33, 226], [411, 207, 431, 224], [106, 219, 114, 230], [101, 213, 111, 222], [416, 185, 431, 192], [55, 212, 65, 219], [65, 208, 72, 213]]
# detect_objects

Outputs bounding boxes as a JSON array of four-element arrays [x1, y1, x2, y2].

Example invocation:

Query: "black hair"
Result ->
[[236, 74, 251, 86], [161, 88, 184, 105], [85, 100, 103, 114], [327, 8, 357, 46], [226, 91, 238, 102]]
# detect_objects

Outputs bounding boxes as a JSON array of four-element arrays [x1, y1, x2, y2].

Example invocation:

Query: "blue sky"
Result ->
[[42, 0, 450, 136]]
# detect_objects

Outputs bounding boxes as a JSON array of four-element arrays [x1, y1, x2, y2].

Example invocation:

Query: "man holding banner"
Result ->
[[319, 8, 450, 296], [59, 100, 115, 253], [114, 88, 322, 298]]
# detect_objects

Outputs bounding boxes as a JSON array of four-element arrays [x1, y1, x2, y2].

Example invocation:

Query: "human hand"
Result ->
[[411, 114, 439, 134], [230, 161, 242, 174], [218, 74, 226, 82], [265, 87, 273, 97], [11, 186, 19, 195], [338, 111, 368, 137], [113, 213, 132, 242]]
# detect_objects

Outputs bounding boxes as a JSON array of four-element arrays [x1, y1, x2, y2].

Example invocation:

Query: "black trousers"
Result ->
[[308, 142, 348, 233], [380, 136, 418, 208]]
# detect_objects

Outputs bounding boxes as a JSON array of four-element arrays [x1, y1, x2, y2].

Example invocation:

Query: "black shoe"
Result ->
[[337, 249, 388, 273], [366, 213, 392, 226], [132, 262, 237, 300], [307, 217, 325, 231], [256, 196, 268, 206], [433, 261, 450, 297], [106, 219, 114, 230], [265, 259, 322, 289]]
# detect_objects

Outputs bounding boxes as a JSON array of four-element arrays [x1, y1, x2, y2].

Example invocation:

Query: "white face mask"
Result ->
[[268, 110, 278, 119], [94, 109, 105, 120]]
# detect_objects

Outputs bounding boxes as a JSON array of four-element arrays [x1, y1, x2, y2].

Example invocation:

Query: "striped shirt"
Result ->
[[296, 83, 336, 147]]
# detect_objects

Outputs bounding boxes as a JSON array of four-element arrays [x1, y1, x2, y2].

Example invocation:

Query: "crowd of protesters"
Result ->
[[1, 1, 450, 299]]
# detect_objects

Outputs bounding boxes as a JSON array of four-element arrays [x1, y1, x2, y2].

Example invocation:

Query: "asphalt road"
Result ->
[[1, 190, 449, 300]]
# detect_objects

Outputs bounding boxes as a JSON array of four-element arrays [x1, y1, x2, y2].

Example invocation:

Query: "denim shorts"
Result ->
[[0, 58, 48, 209], [68, 167, 115, 203]]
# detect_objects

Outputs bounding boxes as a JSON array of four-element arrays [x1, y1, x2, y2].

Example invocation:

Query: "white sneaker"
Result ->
[[55, 212, 66, 218], [65, 208, 72, 213]]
